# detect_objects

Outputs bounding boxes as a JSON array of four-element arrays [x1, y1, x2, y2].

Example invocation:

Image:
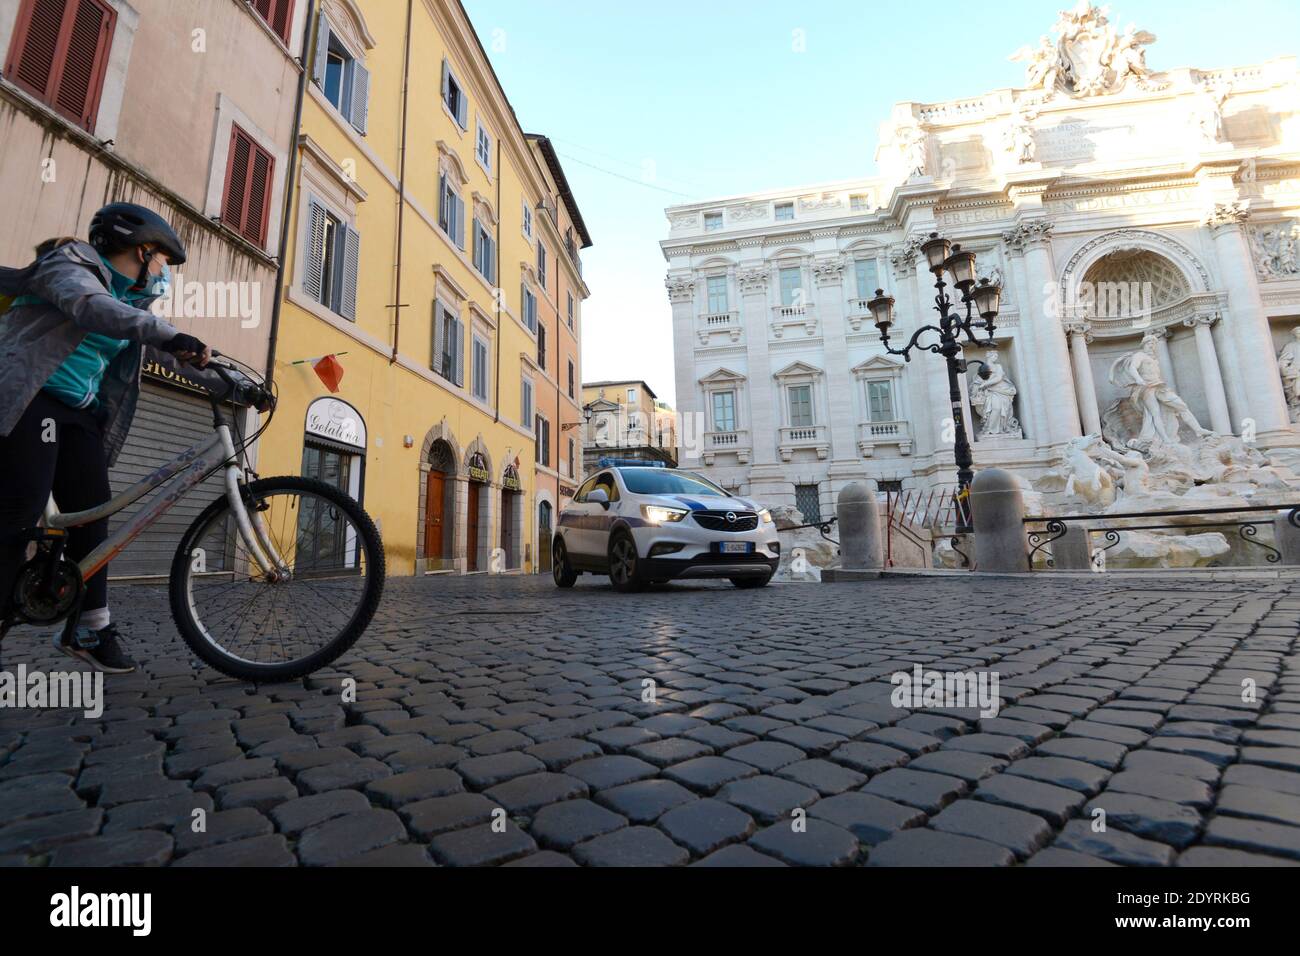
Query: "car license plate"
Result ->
[[719, 542, 750, 554]]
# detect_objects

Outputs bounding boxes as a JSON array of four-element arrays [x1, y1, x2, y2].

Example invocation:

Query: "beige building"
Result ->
[[0, 0, 302, 574], [581, 379, 677, 471]]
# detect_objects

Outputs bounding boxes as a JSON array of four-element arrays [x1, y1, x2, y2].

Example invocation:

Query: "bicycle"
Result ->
[[2, 352, 385, 682]]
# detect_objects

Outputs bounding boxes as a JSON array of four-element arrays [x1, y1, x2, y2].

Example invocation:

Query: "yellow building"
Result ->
[[259, 0, 591, 576], [581, 380, 677, 471]]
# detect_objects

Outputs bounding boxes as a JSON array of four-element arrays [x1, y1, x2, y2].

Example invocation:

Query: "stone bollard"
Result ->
[[1275, 509, 1300, 566], [971, 469, 1029, 573], [838, 480, 883, 571], [1052, 525, 1092, 570]]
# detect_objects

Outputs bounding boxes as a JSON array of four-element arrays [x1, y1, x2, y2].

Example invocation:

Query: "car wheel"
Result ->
[[730, 573, 771, 589], [553, 539, 578, 588], [607, 531, 644, 593]]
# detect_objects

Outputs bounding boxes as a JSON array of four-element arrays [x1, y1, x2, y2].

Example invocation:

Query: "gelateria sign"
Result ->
[[305, 397, 366, 450], [467, 452, 490, 483], [502, 464, 522, 491]]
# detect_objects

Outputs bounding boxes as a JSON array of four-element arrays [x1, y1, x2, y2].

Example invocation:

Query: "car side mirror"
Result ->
[[587, 488, 610, 509]]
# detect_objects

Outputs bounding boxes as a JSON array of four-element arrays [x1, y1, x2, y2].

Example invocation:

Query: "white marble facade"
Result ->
[[662, 3, 1300, 520]]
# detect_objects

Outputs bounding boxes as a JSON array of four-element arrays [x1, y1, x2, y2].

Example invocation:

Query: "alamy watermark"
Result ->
[[0, 665, 103, 719], [891, 664, 1000, 718]]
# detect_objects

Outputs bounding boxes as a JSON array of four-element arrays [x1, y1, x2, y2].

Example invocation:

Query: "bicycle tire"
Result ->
[[169, 475, 385, 682]]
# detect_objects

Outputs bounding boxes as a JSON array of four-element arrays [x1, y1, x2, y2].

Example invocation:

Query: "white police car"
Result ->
[[553, 462, 780, 592]]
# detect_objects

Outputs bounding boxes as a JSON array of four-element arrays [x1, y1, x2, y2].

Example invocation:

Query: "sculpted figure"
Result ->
[[969, 352, 1020, 438], [1108, 334, 1213, 449]]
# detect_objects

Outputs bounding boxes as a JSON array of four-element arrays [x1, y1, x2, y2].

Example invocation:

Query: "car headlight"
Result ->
[[759, 508, 774, 524], [643, 504, 688, 524]]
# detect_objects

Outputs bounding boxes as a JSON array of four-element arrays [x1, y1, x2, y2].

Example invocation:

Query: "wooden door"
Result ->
[[466, 482, 480, 571], [424, 470, 446, 567]]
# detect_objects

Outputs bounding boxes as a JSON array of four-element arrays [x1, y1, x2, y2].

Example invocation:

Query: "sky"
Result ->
[[461, 0, 1300, 406]]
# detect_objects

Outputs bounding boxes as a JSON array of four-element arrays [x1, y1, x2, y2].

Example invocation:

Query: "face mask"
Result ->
[[142, 262, 172, 299]]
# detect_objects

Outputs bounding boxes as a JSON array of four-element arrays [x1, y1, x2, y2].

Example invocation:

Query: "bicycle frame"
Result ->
[[43, 422, 288, 584]]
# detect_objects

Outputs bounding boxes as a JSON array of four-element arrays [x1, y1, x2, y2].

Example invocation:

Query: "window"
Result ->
[[5, 0, 117, 132], [313, 17, 369, 134], [567, 292, 575, 328], [303, 198, 359, 320], [522, 202, 533, 240], [850, 193, 871, 212], [475, 120, 492, 171], [795, 484, 822, 523], [567, 360, 575, 399], [537, 322, 547, 371], [521, 378, 533, 427], [472, 218, 495, 282], [779, 267, 803, 308], [788, 384, 813, 427], [432, 304, 464, 386], [537, 242, 547, 290], [775, 202, 795, 221], [251, 0, 296, 44], [704, 211, 723, 232], [521, 285, 537, 333], [855, 259, 880, 299], [472, 335, 489, 402], [879, 479, 904, 494], [711, 391, 736, 432], [438, 171, 464, 249], [867, 380, 895, 421], [626, 387, 637, 404], [441, 58, 468, 129], [221, 125, 276, 248], [535, 415, 551, 467], [706, 275, 728, 313], [568, 437, 575, 477]]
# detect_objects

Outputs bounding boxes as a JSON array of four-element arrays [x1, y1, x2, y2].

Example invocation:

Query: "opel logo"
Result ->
[[726, 512, 737, 523]]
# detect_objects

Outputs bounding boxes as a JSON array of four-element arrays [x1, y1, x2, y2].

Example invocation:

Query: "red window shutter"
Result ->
[[221, 124, 276, 248], [251, 0, 295, 44], [4, 0, 116, 132]]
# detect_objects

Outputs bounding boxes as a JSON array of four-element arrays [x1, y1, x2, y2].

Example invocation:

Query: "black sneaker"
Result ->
[[56, 622, 137, 674]]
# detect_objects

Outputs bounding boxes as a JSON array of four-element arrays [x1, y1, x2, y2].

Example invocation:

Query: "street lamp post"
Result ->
[[867, 232, 1003, 534]]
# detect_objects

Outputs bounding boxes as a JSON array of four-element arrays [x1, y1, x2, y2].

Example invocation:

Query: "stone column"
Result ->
[[838, 481, 883, 571], [1275, 509, 1300, 566], [1067, 322, 1102, 435], [813, 252, 857, 464], [1005, 219, 1081, 445], [666, 272, 701, 467], [1005, 248, 1047, 442], [970, 468, 1028, 573], [737, 256, 778, 465], [914, 259, 957, 469], [889, 239, 935, 456], [1185, 315, 1233, 435], [1206, 205, 1292, 439]]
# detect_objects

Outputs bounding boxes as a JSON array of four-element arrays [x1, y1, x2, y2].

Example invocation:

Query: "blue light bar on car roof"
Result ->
[[598, 458, 668, 469]]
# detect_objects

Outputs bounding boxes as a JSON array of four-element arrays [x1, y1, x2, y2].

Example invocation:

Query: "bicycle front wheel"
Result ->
[[169, 476, 385, 682]]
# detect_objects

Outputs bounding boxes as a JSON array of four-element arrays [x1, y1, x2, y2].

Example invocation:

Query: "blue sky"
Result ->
[[462, 0, 1300, 405]]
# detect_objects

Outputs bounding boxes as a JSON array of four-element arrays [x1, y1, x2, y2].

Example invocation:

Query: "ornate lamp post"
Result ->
[[867, 232, 1003, 534]]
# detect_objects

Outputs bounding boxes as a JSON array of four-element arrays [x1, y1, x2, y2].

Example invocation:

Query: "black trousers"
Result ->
[[0, 391, 112, 622]]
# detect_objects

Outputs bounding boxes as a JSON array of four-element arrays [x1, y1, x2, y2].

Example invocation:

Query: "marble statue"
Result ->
[[1009, 3, 1165, 99], [1009, 36, 1062, 97], [1003, 110, 1038, 164], [1195, 84, 1229, 144], [1251, 225, 1300, 278], [897, 126, 929, 178], [1279, 326, 1300, 420], [1107, 333, 1213, 449], [1060, 434, 1118, 506], [969, 351, 1021, 438]]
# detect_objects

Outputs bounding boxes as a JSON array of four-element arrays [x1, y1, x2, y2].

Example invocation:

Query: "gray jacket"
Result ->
[[0, 240, 225, 466]]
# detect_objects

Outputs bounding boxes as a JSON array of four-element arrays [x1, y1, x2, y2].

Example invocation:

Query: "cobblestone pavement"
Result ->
[[2, 573, 1299, 867]]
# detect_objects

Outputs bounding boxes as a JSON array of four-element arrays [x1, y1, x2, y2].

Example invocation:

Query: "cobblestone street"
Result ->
[[2, 573, 1299, 867]]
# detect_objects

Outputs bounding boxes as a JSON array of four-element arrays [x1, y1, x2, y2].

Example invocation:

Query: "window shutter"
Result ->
[[222, 127, 251, 235], [440, 58, 449, 105], [339, 224, 360, 321], [244, 143, 274, 247], [311, 12, 329, 88], [431, 302, 443, 373], [253, 0, 295, 45], [302, 199, 327, 301], [456, 90, 468, 129], [221, 126, 275, 248], [6, 0, 117, 132], [455, 320, 465, 387], [349, 61, 369, 135]]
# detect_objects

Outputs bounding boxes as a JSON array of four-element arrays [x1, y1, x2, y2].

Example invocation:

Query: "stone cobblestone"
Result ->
[[1, 572, 1298, 865]]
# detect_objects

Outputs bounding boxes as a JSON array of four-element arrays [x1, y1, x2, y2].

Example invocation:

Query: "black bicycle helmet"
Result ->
[[89, 202, 187, 265]]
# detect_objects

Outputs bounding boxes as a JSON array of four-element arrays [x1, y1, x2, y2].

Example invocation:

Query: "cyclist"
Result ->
[[0, 202, 253, 673]]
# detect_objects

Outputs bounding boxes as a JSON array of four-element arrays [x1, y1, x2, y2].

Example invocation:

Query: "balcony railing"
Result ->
[[778, 424, 829, 461], [847, 298, 872, 332], [697, 310, 742, 343], [701, 429, 751, 465], [770, 303, 817, 338], [857, 420, 912, 457]]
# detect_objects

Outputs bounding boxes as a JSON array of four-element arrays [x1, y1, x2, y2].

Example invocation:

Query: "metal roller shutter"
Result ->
[[106, 382, 229, 579]]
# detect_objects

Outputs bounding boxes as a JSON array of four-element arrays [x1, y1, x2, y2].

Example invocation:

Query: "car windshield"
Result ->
[[620, 469, 727, 497]]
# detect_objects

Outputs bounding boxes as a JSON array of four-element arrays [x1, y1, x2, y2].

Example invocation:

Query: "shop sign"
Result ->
[[305, 397, 366, 449]]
